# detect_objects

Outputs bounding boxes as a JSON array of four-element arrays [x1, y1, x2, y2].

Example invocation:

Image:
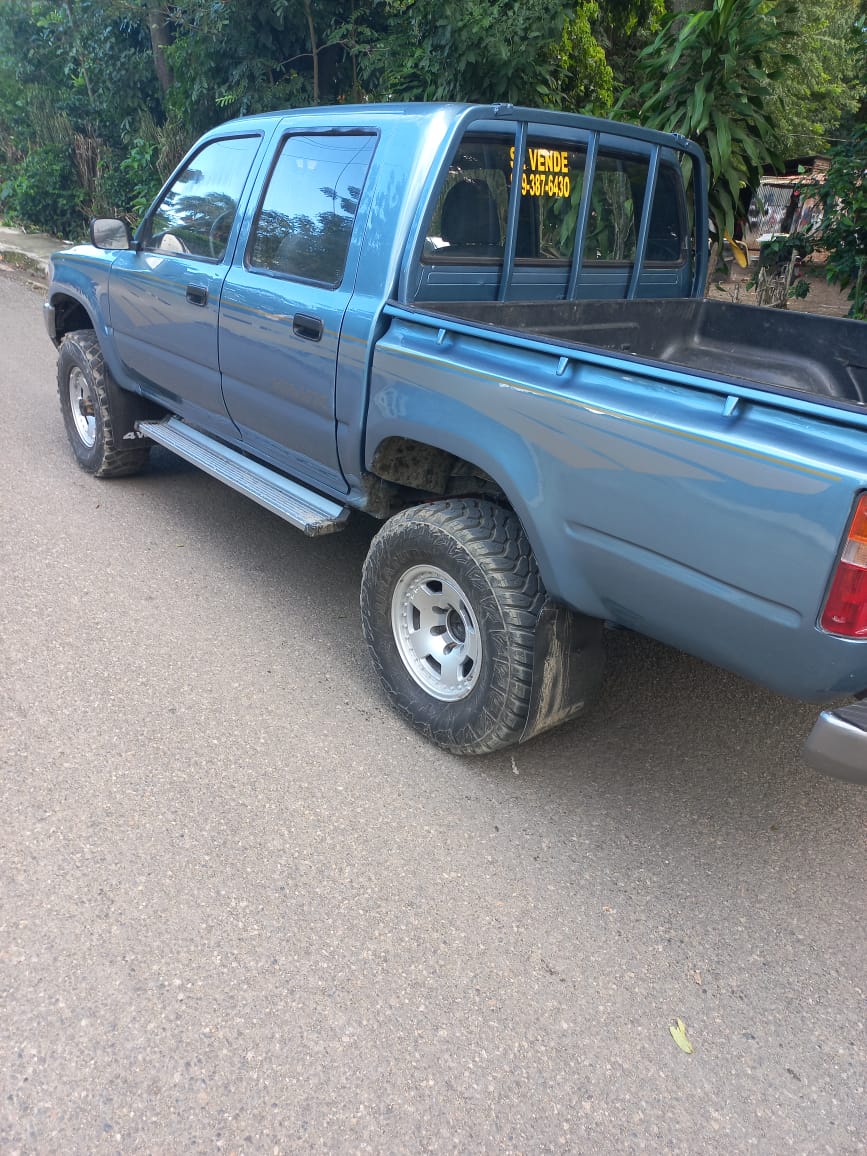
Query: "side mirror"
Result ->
[[90, 218, 134, 250]]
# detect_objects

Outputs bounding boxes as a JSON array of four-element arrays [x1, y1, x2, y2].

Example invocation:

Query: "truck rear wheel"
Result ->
[[57, 329, 151, 477], [360, 498, 550, 754]]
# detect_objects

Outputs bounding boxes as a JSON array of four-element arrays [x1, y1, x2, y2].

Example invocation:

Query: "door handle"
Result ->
[[186, 284, 208, 307], [293, 313, 324, 342]]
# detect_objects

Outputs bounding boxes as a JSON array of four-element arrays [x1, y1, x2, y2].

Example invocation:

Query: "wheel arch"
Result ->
[[365, 428, 564, 605], [369, 436, 508, 501], [45, 249, 116, 356], [48, 280, 148, 409], [49, 292, 94, 345]]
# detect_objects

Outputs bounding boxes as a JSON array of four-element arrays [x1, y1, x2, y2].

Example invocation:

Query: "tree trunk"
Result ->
[[669, 0, 714, 39], [147, 3, 174, 94], [303, 0, 319, 104], [704, 239, 720, 295]]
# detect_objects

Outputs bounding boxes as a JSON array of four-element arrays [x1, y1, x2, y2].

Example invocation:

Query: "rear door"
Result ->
[[219, 131, 377, 492], [107, 133, 261, 439]]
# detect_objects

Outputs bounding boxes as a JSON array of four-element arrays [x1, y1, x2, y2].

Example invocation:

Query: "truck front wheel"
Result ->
[[57, 329, 151, 477], [360, 499, 553, 754]]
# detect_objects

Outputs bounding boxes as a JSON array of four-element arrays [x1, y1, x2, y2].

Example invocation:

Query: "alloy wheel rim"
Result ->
[[391, 564, 482, 702], [69, 367, 97, 448]]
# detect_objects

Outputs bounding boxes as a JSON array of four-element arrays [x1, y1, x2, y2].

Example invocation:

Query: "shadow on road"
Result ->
[[121, 446, 856, 827]]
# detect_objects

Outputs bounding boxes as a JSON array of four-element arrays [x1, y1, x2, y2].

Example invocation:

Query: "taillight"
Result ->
[[821, 494, 867, 637]]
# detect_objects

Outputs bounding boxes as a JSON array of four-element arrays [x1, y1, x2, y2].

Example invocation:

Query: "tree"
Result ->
[[589, 0, 665, 102], [625, 0, 797, 277], [143, 1, 173, 94], [0, 0, 166, 233], [766, 0, 866, 157], [554, 2, 615, 113], [817, 128, 867, 318], [374, 0, 573, 105], [164, 0, 381, 131], [0, 0, 162, 142], [373, 0, 662, 113], [785, 127, 867, 319]]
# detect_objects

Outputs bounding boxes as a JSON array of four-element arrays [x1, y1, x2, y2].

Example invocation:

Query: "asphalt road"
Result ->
[[1, 267, 865, 1155]]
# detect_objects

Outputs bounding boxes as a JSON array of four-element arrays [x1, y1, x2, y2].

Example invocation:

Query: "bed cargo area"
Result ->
[[432, 298, 867, 406]]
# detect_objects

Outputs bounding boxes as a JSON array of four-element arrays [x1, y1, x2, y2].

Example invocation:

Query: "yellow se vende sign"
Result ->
[[509, 146, 572, 198]]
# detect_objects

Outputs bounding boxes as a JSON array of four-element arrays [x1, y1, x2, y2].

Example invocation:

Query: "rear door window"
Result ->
[[248, 132, 377, 287]]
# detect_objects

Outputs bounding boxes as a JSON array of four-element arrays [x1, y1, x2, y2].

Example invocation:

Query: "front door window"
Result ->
[[143, 135, 260, 261]]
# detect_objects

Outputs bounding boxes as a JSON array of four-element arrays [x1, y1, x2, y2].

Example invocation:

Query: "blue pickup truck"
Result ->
[[44, 102, 867, 783]]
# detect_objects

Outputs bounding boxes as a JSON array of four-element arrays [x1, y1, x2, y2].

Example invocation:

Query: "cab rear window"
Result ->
[[424, 133, 685, 266]]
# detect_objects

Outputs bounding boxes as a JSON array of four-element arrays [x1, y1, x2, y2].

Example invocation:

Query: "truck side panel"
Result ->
[[368, 316, 867, 701]]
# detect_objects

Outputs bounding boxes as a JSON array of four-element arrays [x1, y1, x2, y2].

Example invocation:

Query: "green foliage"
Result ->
[[0, 0, 163, 228], [766, 0, 866, 156], [555, 2, 614, 112], [92, 156, 138, 220], [378, 0, 572, 105], [813, 127, 867, 318], [626, 0, 797, 245], [1, 144, 85, 237], [164, 1, 307, 132], [119, 136, 160, 216], [164, 0, 381, 131], [5, 0, 161, 145], [592, 0, 665, 102]]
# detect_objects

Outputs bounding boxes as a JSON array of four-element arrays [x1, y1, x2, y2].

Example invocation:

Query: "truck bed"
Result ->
[[432, 298, 867, 408]]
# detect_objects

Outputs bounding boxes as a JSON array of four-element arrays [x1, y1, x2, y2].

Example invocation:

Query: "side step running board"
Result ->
[[136, 417, 349, 537]]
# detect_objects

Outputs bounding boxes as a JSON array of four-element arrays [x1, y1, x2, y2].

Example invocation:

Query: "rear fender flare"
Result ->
[[365, 385, 605, 617]]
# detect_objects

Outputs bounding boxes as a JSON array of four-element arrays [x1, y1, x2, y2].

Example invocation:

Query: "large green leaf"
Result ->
[[625, 0, 798, 272]]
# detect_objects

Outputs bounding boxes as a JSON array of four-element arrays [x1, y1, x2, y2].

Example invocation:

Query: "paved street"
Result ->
[[1, 267, 865, 1154]]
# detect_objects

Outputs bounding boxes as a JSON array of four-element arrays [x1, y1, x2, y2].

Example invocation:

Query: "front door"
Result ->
[[107, 133, 262, 439]]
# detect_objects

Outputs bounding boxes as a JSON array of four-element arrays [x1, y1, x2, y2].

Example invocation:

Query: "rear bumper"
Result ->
[[803, 700, 867, 785]]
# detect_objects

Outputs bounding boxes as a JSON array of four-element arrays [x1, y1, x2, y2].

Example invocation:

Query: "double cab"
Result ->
[[44, 103, 867, 782]]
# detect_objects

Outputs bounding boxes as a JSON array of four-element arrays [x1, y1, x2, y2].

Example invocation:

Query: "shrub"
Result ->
[[772, 127, 867, 320], [3, 144, 85, 238], [815, 126, 867, 320], [120, 136, 162, 217]]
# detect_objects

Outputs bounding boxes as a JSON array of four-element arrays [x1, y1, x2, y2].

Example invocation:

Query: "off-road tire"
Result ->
[[360, 498, 547, 754], [57, 329, 151, 477]]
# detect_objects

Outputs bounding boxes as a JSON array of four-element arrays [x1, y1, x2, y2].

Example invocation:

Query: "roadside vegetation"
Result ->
[[0, 0, 864, 312]]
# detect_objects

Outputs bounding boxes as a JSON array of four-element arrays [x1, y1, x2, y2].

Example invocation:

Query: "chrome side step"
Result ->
[[137, 417, 349, 537]]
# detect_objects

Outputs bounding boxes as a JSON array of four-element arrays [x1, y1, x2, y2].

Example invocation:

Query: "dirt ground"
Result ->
[[707, 258, 855, 318]]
